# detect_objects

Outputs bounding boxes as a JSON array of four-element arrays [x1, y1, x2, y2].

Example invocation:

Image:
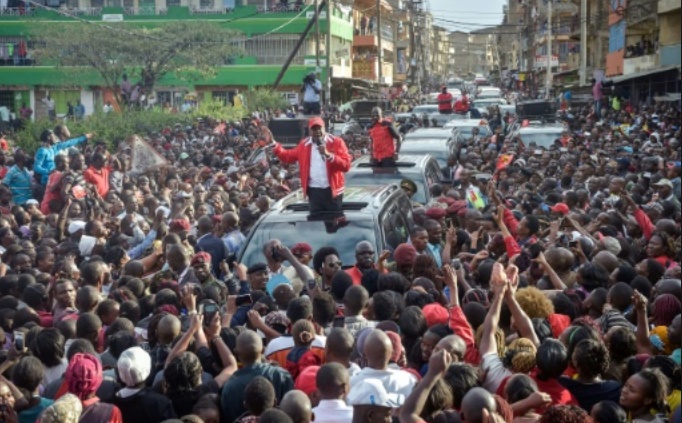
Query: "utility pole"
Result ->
[[326, 0, 332, 107], [545, 0, 552, 99], [376, 0, 383, 104], [579, 0, 587, 86], [315, 0, 321, 67], [409, 0, 416, 86]]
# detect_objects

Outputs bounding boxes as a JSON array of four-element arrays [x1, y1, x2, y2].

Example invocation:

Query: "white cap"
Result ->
[[347, 379, 405, 408], [68, 220, 86, 235], [117, 346, 151, 387], [25, 199, 39, 206]]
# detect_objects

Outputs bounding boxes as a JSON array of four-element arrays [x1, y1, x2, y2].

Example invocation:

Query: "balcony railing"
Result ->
[[64, 7, 103, 15], [189, 6, 233, 14], [256, 3, 304, 13], [0, 7, 35, 16], [123, 6, 167, 15]]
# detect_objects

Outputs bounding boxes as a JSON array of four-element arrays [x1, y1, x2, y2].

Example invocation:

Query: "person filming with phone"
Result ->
[[268, 117, 351, 217]]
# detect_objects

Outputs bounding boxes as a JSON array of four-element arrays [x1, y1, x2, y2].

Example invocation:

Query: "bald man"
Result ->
[[434, 335, 467, 362], [349, 330, 416, 398], [345, 241, 380, 285], [461, 387, 497, 423], [280, 390, 312, 423], [221, 330, 294, 423], [313, 363, 353, 423], [325, 328, 361, 377]]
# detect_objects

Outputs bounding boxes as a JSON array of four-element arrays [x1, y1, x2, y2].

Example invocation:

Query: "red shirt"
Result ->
[[83, 165, 111, 197], [530, 368, 578, 412], [369, 120, 396, 161]]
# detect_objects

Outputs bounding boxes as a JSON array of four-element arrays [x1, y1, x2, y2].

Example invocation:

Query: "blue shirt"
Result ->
[[426, 242, 443, 267], [3, 165, 32, 205], [33, 135, 87, 184], [222, 229, 246, 256]]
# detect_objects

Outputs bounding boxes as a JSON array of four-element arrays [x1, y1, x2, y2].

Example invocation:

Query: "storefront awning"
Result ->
[[611, 65, 680, 84], [654, 93, 681, 102]]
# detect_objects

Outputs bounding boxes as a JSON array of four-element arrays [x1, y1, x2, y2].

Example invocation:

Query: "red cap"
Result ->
[[447, 200, 467, 216], [191, 251, 212, 267], [393, 243, 417, 267], [437, 196, 455, 206], [425, 207, 447, 220], [291, 243, 313, 256], [308, 117, 325, 129], [550, 203, 570, 215], [422, 303, 449, 327], [294, 365, 319, 396], [169, 219, 191, 233]]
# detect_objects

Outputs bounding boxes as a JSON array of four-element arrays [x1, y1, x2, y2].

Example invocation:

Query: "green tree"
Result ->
[[242, 88, 290, 113], [33, 22, 241, 108]]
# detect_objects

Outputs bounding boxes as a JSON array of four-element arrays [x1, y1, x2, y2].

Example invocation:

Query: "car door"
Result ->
[[380, 204, 410, 252]]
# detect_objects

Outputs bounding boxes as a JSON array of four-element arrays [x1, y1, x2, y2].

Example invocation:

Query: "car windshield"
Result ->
[[474, 101, 499, 108], [239, 219, 377, 268], [346, 172, 427, 204], [454, 125, 491, 138], [518, 131, 563, 149]]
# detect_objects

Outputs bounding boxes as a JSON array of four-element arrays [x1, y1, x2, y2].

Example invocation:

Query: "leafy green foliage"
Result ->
[[189, 97, 247, 122], [12, 109, 195, 154], [243, 88, 291, 112], [32, 22, 242, 107]]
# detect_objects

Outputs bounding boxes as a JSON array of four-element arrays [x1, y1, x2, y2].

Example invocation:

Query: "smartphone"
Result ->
[[202, 303, 220, 323], [569, 240, 579, 248], [235, 294, 253, 307], [14, 330, 24, 351], [451, 259, 462, 270], [307, 279, 317, 291], [333, 316, 345, 328]]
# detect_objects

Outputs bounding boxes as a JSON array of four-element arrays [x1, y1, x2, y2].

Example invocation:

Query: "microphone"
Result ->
[[314, 137, 322, 147]]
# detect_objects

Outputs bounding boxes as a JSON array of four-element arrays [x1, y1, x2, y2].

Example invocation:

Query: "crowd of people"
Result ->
[[0, 90, 677, 423]]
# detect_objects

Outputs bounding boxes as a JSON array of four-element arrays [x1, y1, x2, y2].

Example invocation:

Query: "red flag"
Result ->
[[496, 154, 514, 171]]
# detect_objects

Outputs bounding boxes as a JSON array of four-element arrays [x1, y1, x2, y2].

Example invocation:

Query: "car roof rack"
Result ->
[[356, 162, 417, 168], [284, 202, 369, 212]]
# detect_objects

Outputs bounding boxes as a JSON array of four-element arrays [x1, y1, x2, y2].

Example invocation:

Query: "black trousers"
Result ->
[[308, 187, 343, 216], [371, 157, 396, 167]]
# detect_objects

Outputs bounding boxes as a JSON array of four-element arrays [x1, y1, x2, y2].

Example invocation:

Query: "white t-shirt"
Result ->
[[349, 367, 417, 398], [312, 400, 353, 423], [481, 351, 513, 393], [303, 80, 322, 103], [309, 141, 330, 189]]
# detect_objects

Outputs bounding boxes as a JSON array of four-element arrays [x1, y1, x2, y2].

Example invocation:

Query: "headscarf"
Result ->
[[39, 393, 83, 423], [65, 353, 103, 400]]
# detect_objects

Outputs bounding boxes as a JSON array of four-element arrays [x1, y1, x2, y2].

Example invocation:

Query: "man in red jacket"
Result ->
[[437, 86, 453, 114], [270, 117, 351, 216], [369, 107, 402, 167]]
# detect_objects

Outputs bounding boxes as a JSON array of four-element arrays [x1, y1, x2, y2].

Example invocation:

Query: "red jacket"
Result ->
[[437, 93, 453, 112], [369, 119, 396, 160], [273, 135, 351, 198]]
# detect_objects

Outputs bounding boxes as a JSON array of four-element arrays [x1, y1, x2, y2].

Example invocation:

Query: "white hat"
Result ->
[[117, 347, 151, 387], [25, 199, 39, 206], [347, 378, 405, 408], [68, 220, 86, 235]]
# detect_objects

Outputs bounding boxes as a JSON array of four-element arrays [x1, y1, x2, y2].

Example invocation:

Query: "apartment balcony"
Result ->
[[627, 0, 658, 26], [353, 35, 394, 52], [352, 57, 393, 83], [623, 53, 659, 75]]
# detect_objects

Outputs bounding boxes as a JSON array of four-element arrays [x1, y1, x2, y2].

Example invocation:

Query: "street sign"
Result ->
[[102, 14, 124, 22], [535, 55, 559, 68]]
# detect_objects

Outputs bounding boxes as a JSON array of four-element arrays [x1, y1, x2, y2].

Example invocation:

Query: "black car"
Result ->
[[345, 154, 444, 205], [238, 185, 414, 268]]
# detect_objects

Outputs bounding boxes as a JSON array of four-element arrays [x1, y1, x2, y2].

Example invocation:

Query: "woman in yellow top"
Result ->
[[643, 355, 681, 418], [619, 368, 669, 423]]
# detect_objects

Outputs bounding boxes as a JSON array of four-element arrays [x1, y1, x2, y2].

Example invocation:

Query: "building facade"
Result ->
[[0, 1, 354, 118]]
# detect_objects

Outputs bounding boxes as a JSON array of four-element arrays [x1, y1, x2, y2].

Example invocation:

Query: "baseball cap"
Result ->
[[347, 378, 405, 408], [294, 365, 319, 396], [117, 347, 152, 387], [550, 203, 570, 215], [422, 303, 449, 327], [291, 243, 313, 256], [653, 179, 673, 188], [308, 117, 325, 129]]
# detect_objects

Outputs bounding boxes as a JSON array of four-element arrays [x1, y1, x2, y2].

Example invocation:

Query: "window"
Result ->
[[51, 90, 81, 115], [383, 207, 409, 251], [212, 91, 229, 106], [167, 0, 181, 5], [200, 0, 214, 8]]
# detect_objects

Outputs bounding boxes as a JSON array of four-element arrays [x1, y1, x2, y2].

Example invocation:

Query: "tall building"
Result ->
[[0, 1, 354, 118]]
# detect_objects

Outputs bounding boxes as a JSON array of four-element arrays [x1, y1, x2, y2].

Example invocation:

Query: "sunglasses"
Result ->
[[327, 261, 343, 268]]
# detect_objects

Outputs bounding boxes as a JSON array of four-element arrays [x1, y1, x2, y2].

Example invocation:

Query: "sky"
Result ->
[[427, 0, 508, 32]]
